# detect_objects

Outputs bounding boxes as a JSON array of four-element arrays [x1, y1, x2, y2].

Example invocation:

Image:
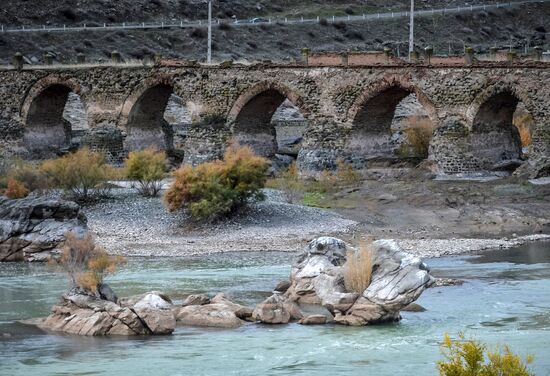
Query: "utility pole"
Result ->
[[207, 0, 212, 64], [408, 0, 414, 61]]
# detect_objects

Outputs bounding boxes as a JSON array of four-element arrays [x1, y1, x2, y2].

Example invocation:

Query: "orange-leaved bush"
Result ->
[[4, 177, 29, 199], [164, 144, 269, 220], [55, 232, 125, 293]]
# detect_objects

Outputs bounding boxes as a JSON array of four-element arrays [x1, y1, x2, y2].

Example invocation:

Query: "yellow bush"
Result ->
[[125, 148, 167, 197], [404, 116, 434, 158], [164, 144, 269, 220], [4, 177, 29, 199], [41, 148, 112, 202], [57, 232, 125, 293], [344, 240, 374, 294], [437, 333, 535, 376]]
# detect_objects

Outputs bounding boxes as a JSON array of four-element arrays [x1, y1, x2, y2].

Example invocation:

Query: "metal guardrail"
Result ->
[[0, 0, 548, 34]]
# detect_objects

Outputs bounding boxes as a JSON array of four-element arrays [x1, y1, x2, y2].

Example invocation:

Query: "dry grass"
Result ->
[[343, 240, 375, 294], [403, 116, 434, 158], [336, 159, 362, 186]]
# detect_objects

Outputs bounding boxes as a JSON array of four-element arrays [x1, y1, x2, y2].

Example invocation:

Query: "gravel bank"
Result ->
[[85, 188, 358, 256], [395, 234, 550, 258]]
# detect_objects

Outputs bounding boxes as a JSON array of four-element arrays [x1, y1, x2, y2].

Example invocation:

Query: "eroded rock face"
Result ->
[[0, 197, 87, 262], [256, 236, 434, 326], [36, 291, 175, 336]]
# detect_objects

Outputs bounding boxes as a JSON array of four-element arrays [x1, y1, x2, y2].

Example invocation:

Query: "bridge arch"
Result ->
[[20, 76, 85, 158], [120, 75, 176, 152], [467, 84, 535, 169], [344, 78, 437, 168], [228, 82, 309, 158]]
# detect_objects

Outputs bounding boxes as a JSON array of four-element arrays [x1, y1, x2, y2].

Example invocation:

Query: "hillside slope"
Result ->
[[0, 0, 528, 26], [0, 2, 547, 64]]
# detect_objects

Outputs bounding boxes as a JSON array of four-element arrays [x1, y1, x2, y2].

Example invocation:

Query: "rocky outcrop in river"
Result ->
[[0, 197, 87, 262], [27, 236, 434, 336], [33, 290, 176, 336], [254, 237, 435, 326]]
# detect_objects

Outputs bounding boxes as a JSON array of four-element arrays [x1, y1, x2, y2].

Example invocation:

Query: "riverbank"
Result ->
[[85, 177, 550, 258]]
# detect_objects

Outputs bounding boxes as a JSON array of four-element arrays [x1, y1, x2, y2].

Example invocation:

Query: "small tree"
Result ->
[[164, 144, 269, 220], [41, 148, 113, 202], [57, 232, 125, 294], [437, 333, 535, 376], [125, 148, 167, 197], [343, 240, 374, 294]]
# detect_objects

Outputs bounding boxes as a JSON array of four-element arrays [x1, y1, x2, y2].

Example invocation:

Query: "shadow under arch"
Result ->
[[227, 82, 309, 158], [120, 75, 176, 152], [468, 88, 529, 169], [344, 79, 437, 168], [20, 76, 85, 158]]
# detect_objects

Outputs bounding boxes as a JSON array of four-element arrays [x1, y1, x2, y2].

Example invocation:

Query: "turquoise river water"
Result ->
[[1, 242, 550, 376]]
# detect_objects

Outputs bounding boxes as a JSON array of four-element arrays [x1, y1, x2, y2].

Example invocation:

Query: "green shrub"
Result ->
[[125, 148, 167, 197], [41, 148, 113, 202], [437, 333, 534, 376], [164, 144, 269, 220]]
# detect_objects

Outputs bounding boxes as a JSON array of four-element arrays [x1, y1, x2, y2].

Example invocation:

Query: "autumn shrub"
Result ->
[[4, 178, 29, 199], [56, 232, 125, 294], [164, 144, 269, 220], [344, 241, 374, 294], [403, 116, 434, 158], [41, 148, 113, 202], [437, 333, 535, 376], [3, 159, 49, 193], [125, 148, 167, 197], [336, 159, 362, 186]]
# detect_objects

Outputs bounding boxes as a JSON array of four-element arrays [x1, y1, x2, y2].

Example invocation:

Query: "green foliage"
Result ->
[[41, 148, 113, 202], [164, 144, 269, 220], [125, 148, 167, 197], [301, 191, 326, 207], [437, 333, 535, 376]]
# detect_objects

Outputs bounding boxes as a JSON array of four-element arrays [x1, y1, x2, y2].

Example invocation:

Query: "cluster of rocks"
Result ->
[[29, 236, 434, 336], [0, 196, 87, 262], [31, 291, 177, 336]]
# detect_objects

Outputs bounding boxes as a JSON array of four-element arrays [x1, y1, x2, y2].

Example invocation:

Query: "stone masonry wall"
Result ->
[[0, 60, 548, 176]]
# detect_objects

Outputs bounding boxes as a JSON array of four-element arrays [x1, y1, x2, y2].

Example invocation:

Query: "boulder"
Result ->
[[175, 293, 249, 328], [0, 197, 87, 262], [36, 291, 176, 336], [132, 293, 176, 335], [182, 294, 211, 307], [298, 314, 328, 325], [277, 237, 434, 326], [251, 294, 303, 324], [98, 283, 118, 303]]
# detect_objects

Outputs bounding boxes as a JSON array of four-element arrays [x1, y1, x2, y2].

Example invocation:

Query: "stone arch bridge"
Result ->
[[0, 55, 549, 176]]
